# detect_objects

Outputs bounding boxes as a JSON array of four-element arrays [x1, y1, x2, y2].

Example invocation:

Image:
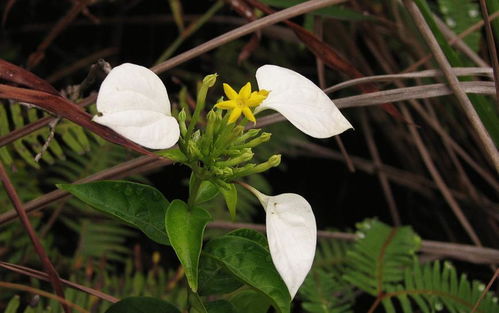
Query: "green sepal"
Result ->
[[190, 176, 219, 205], [216, 182, 237, 220], [156, 148, 188, 163]]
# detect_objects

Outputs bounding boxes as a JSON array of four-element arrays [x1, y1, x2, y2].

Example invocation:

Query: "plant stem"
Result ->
[[0, 163, 70, 313], [188, 173, 203, 208]]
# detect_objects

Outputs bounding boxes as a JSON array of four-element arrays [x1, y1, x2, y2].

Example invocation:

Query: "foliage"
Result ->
[[297, 220, 498, 313], [0, 103, 96, 169], [438, 0, 481, 51]]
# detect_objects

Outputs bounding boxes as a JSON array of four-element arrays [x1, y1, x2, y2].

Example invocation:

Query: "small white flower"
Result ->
[[249, 187, 317, 298], [93, 63, 180, 149], [255, 64, 353, 138]]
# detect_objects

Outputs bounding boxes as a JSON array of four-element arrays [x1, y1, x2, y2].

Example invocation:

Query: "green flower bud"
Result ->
[[215, 151, 254, 167], [212, 167, 233, 177], [231, 163, 256, 176], [178, 110, 188, 137], [225, 147, 251, 157], [187, 140, 203, 159], [249, 154, 280, 175], [233, 129, 261, 145], [230, 154, 280, 178], [203, 73, 218, 87], [234, 132, 271, 149]]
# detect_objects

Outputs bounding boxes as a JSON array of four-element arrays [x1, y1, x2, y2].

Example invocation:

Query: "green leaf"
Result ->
[[4, 295, 20, 313], [0, 105, 13, 166], [156, 148, 188, 163], [165, 199, 212, 292], [105, 297, 180, 313], [190, 291, 208, 313], [226, 228, 268, 249], [205, 300, 238, 313], [438, 0, 480, 51], [230, 289, 271, 313], [198, 254, 244, 296], [218, 183, 237, 219], [58, 181, 171, 245], [204, 235, 291, 313]]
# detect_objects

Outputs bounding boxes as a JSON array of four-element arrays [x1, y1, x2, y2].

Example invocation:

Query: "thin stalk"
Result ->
[[0, 163, 70, 313], [155, 1, 224, 64], [0, 282, 88, 313], [188, 173, 202, 208], [478, 0, 499, 106], [405, 0, 499, 171]]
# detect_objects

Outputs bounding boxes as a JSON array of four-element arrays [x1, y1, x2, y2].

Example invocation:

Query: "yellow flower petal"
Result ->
[[215, 100, 237, 110], [223, 83, 238, 100], [247, 92, 267, 107], [228, 107, 242, 124], [242, 107, 256, 123], [256, 89, 269, 97], [239, 82, 252, 99]]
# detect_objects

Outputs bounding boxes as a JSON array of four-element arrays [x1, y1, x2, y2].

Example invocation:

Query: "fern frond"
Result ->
[[384, 261, 498, 313], [343, 219, 421, 296], [300, 268, 355, 313], [62, 217, 136, 264], [1, 102, 98, 169], [314, 237, 351, 270]]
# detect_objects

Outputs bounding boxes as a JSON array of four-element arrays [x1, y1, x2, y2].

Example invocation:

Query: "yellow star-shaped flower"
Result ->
[[215, 82, 269, 124]]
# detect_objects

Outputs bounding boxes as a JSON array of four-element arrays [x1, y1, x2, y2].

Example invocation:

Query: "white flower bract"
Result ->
[[255, 64, 353, 138], [253, 190, 317, 298], [93, 63, 180, 149]]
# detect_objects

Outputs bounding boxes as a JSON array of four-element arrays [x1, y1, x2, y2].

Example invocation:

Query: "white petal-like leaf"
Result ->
[[256, 191, 317, 298], [93, 111, 180, 149], [255, 64, 353, 138], [94, 63, 179, 149], [97, 63, 171, 115]]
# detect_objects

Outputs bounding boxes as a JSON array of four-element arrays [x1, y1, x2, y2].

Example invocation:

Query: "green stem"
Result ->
[[188, 173, 203, 208], [155, 0, 224, 64]]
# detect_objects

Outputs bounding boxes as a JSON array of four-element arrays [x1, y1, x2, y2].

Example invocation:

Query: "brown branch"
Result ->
[[27, 0, 94, 69], [404, 0, 499, 171], [470, 268, 499, 313], [313, 16, 354, 173], [0, 281, 88, 313], [0, 156, 171, 225], [46, 47, 119, 83], [151, 0, 347, 74], [360, 112, 401, 226], [400, 105, 483, 246], [0, 261, 119, 303], [478, 0, 499, 105], [208, 221, 499, 264], [289, 140, 499, 217], [0, 163, 70, 313]]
